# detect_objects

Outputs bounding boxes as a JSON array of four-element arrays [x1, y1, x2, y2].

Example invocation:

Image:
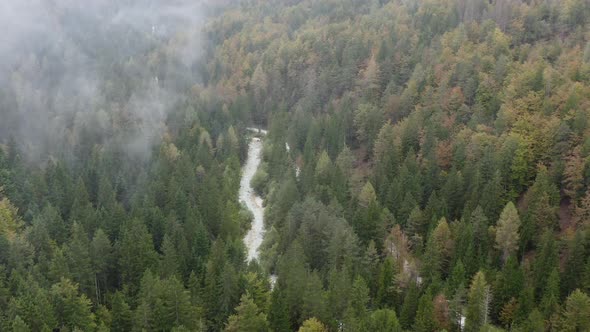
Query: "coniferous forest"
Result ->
[[1, 0, 590, 331]]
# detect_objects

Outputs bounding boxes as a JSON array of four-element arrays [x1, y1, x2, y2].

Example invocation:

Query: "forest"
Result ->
[[1, 0, 590, 331]]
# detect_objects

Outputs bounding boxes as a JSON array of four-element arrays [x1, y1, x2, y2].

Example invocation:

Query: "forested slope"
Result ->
[[0, 0, 590, 331], [0, 1, 261, 331], [202, 0, 590, 331]]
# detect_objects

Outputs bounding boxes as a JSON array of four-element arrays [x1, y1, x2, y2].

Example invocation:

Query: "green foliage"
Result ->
[[495, 202, 521, 263], [399, 283, 420, 330], [554, 289, 590, 331], [251, 167, 269, 196], [366, 309, 401, 332], [50, 278, 95, 331], [110, 292, 132, 332], [298, 317, 328, 332], [1, 0, 590, 331], [224, 293, 270, 332], [11, 316, 30, 332], [466, 272, 491, 332], [414, 291, 436, 332]]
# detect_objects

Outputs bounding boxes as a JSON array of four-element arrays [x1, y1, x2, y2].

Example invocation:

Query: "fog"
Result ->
[[0, 0, 220, 163]]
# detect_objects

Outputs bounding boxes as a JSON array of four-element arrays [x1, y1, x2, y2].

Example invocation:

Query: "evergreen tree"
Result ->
[[532, 231, 559, 298], [413, 291, 436, 332], [110, 291, 132, 332], [495, 202, 520, 263], [554, 289, 590, 331], [367, 309, 402, 332], [11, 316, 30, 332], [343, 276, 370, 331], [157, 276, 196, 330], [447, 260, 466, 296], [119, 219, 158, 295], [399, 283, 420, 330], [269, 288, 291, 332], [224, 293, 270, 332], [376, 257, 397, 308], [406, 206, 426, 249], [8, 278, 56, 331], [540, 268, 560, 317], [298, 317, 328, 332], [50, 278, 94, 331], [66, 222, 93, 298], [160, 234, 180, 278], [493, 255, 523, 320], [423, 217, 454, 283], [465, 271, 491, 332], [91, 228, 112, 305], [301, 271, 327, 323], [561, 232, 586, 297]]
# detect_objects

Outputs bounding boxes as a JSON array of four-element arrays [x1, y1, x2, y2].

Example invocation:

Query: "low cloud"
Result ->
[[0, 0, 210, 163]]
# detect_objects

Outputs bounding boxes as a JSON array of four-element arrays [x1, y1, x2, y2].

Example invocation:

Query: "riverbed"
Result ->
[[240, 129, 266, 262]]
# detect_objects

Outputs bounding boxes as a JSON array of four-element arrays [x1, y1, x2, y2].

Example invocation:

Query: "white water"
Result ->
[[240, 128, 278, 289], [240, 131, 265, 262]]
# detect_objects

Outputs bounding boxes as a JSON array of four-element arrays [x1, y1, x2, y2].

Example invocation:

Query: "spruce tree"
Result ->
[[413, 291, 436, 332], [224, 294, 270, 332], [399, 283, 419, 329], [555, 289, 590, 331], [111, 292, 132, 332], [540, 268, 560, 317]]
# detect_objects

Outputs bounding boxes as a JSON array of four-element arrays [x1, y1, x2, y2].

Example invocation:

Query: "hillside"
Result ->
[[1, 0, 590, 331]]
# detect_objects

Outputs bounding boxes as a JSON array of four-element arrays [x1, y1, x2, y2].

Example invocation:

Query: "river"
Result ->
[[240, 128, 267, 262]]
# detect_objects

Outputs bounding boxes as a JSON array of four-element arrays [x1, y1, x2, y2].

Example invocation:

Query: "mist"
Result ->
[[0, 0, 218, 163]]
